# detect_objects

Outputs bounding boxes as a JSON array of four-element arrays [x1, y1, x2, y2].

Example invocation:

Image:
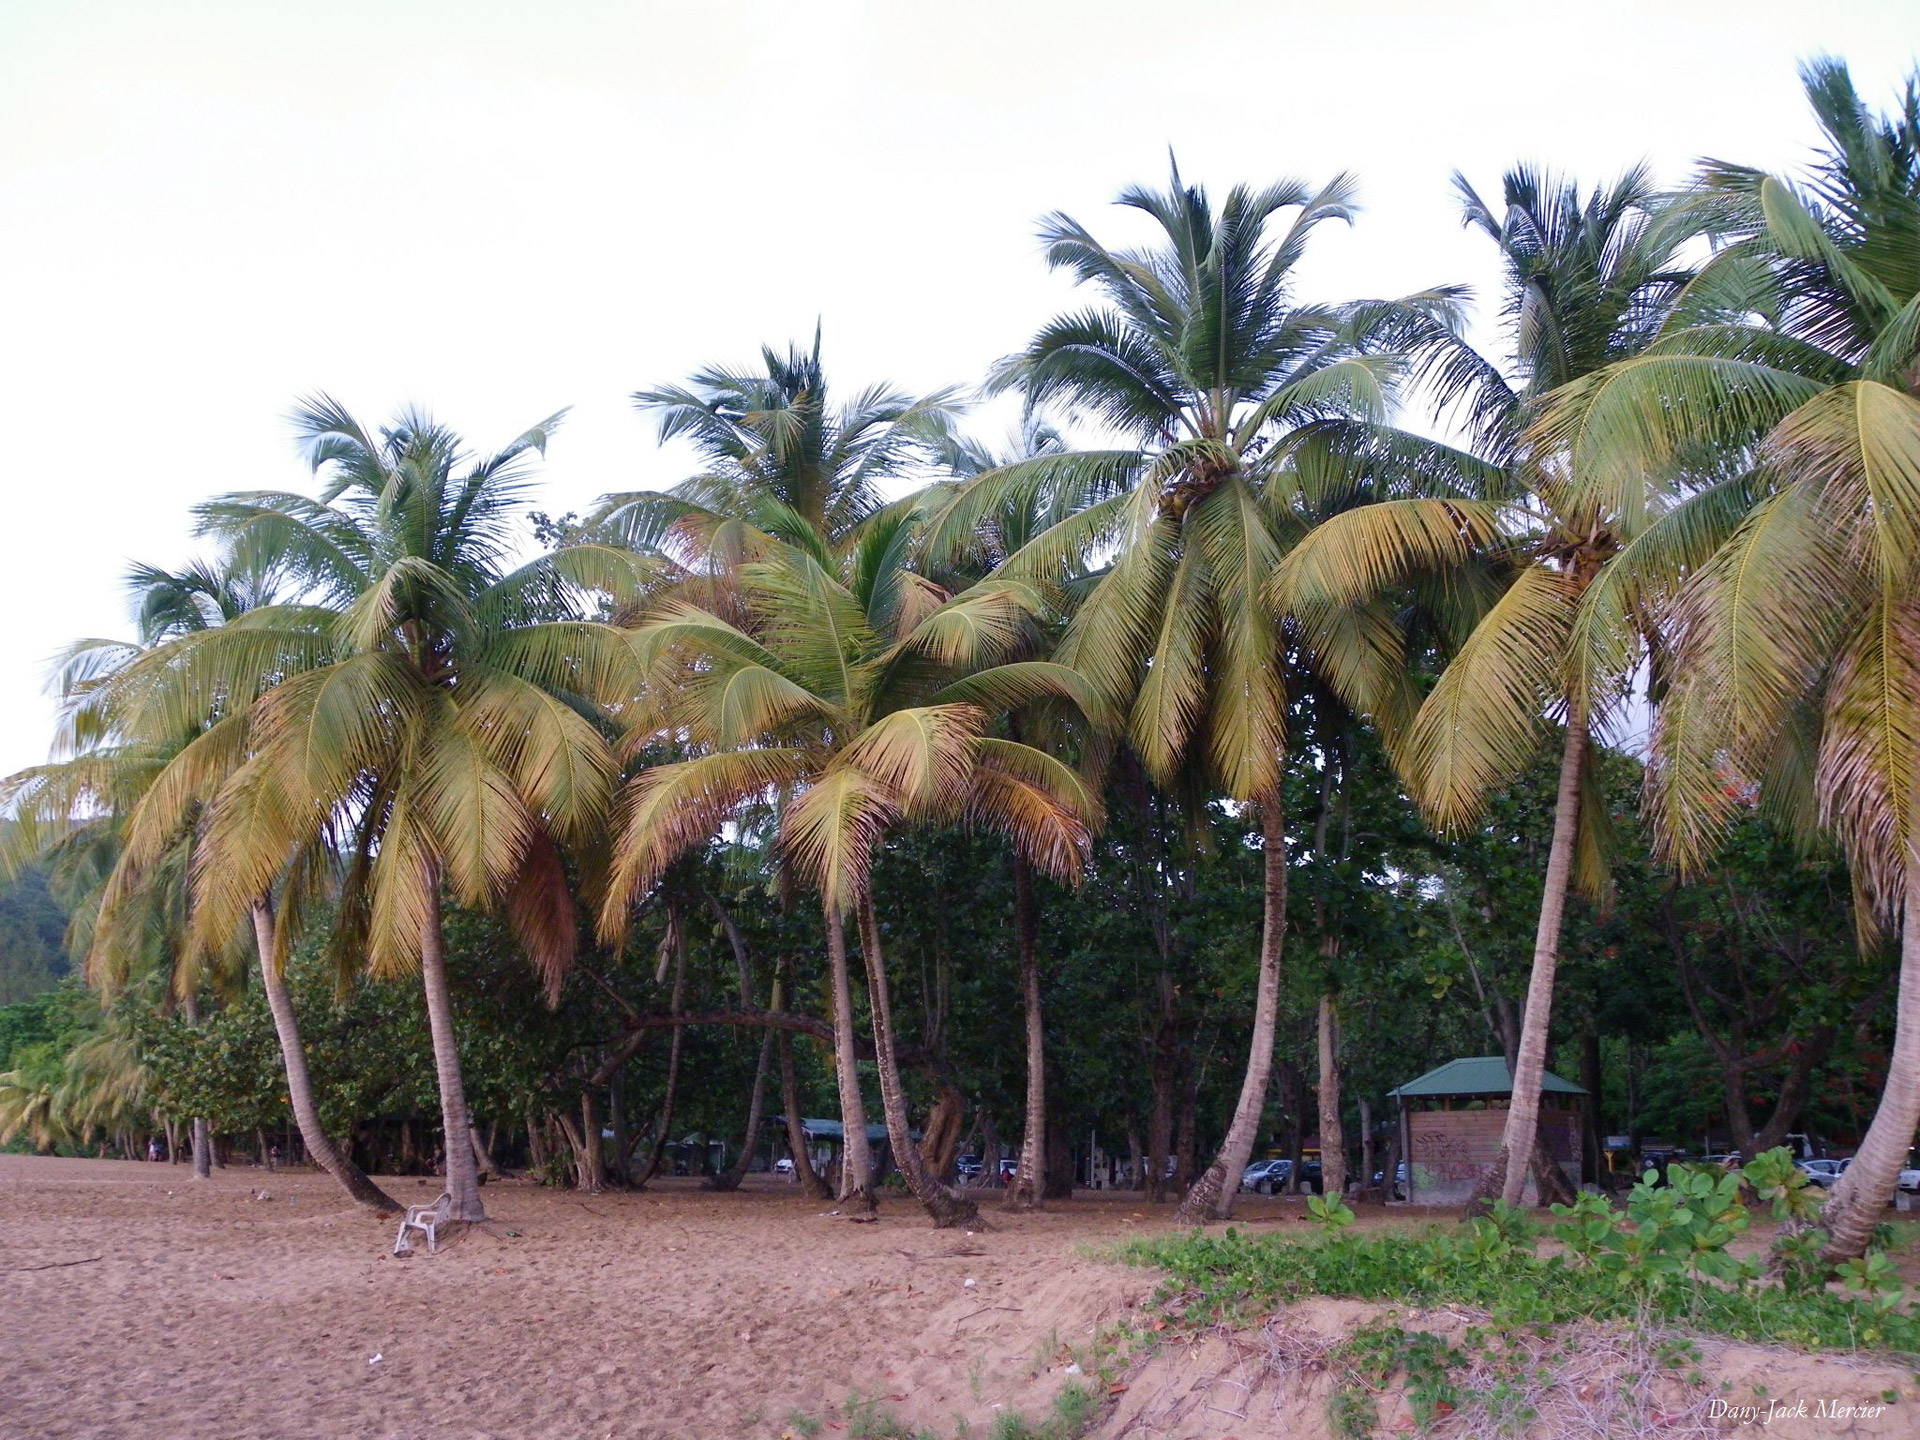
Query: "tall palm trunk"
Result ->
[[855, 892, 979, 1227], [1488, 702, 1588, 1208], [249, 900, 399, 1213], [1317, 992, 1345, 1198], [1005, 856, 1046, 1211], [417, 872, 483, 1221], [825, 904, 876, 1213], [1820, 837, 1920, 1262], [1177, 793, 1287, 1224]]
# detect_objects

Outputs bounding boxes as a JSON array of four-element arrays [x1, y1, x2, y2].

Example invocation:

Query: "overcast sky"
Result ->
[[1, 1, 1913, 775]]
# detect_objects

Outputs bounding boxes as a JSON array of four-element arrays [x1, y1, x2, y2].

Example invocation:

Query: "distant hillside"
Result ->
[[0, 865, 71, 1005]]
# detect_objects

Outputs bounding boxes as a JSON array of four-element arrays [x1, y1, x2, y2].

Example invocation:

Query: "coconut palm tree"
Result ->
[[595, 328, 959, 570], [95, 400, 637, 1222], [1276, 165, 1748, 1207], [599, 541, 1098, 1227], [1533, 60, 1920, 1255], [928, 162, 1460, 1222], [3, 557, 403, 1207]]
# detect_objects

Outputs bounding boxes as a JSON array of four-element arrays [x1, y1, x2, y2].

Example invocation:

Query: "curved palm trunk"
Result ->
[[417, 875, 483, 1221], [825, 905, 876, 1214], [1487, 705, 1588, 1208], [249, 901, 399, 1213], [635, 908, 689, 1189], [1317, 992, 1345, 1198], [772, 953, 832, 1200], [856, 892, 979, 1228], [710, 1028, 774, 1192], [1177, 793, 1286, 1224], [1005, 857, 1046, 1211], [1820, 841, 1920, 1262]]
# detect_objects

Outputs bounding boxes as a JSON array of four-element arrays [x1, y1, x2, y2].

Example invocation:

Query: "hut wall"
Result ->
[[1407, 1104, 1580, 1205]]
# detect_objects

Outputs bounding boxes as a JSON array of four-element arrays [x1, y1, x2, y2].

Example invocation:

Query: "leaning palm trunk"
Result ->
[[416, 875, 484, 1221], [825, 905, 877, 1213], [1317, 992, 1346, 1198], [1177, 795, 1287, 1224], [709, 1028, 774, 1192], [855, 894, 979, 1228], [635, 914, 689, 1189], [1005, 856, 1046, 1211], [249, 901, 399, 1213], [1819, 843, 1920, 1262], [1484, 704, 1588, 1209]]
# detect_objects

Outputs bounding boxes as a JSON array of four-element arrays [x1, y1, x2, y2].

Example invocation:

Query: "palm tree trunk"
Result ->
[[825, 904, 876, 1214], [1819, 837, 1920, 1262], [1317, 992, 1346, 1198], [709, 1028, 773, 1192], [180, 996, 213, 1181], [249, 900, 400, 1213], [416, 872, 483, 1221], [1005, 856, 1046, 1211], [635, 906, 689, 1189], [1177, 792, 1287, 1224], [773, 953, 832, 1200], [855, 892, 978, 1228], [1489, 704, 1588, 1208]]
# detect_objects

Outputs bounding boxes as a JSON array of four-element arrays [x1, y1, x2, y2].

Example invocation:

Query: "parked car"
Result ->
[[1700, 1152, 1744, 1170], [956, 1154, 984, 1180], [997, 1157, 1018, 1182], [1370, 1161, 1408, 1199], [774, 1156, 795, 1177], [1239, 1159, 1288, 1193], [1899, 1153, 1920, 1194], [1797, 1158, 1849, 1189]]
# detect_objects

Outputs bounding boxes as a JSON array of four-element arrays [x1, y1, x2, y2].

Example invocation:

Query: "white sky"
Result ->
[[1, 0, 1914, 775]]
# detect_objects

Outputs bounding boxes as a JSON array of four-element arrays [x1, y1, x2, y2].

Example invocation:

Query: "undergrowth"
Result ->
[[1125, 1149, 1920, 1357]]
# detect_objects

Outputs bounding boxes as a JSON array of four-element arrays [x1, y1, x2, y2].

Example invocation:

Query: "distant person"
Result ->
[[147, 1138, 161, 1162]]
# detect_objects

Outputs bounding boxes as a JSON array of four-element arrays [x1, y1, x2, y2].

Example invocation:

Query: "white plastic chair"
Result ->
[[393, 1190, 454, 1255]]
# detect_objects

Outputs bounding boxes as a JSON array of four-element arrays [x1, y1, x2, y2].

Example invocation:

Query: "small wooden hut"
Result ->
[[1390, 1056, 1586, 1205]]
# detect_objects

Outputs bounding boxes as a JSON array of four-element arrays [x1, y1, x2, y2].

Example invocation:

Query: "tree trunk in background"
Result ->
[[773, 955, 832, 1200], [1173, 1057, 1200, 1191], [417, 876, 484, 1221], [856, 892, 978, 1227], [636, 902, 689, 1189], [710, 1028, 773, 1191], [181, 995, 213, 1181], [1484, 706, 1589, 1210], [1006, 856, 1046, 1210], [1146, 983, 1176, 1202], [469, 1124, 499, 1180], [919, 1083, 966, 1182], [250, 899, 399, 1213], [825, 905, 876, 1214], [1581, 1029, 1604, 1185], [1358, 1095, 1377, 1199], [1317, 992, 1346, 1198], [1044, 1091, 1075, 1199], [1820, 841, 1920, 1263], [1178, 793, 1287, 1224]]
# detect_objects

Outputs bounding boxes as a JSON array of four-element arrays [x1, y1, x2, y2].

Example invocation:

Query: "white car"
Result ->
[[1898, 1156, 1919, 1194]]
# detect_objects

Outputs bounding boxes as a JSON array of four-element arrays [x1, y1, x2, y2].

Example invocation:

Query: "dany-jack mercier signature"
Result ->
[[1708, 1396, 1892, 1424]]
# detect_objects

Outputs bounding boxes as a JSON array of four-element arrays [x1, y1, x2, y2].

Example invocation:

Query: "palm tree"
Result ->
[[598, 542, 1098, 1227], [1276, 163, 1761, 1206], [97, 400, 635, 1222], [1533, 60, 1920, 1255], [929, 162, 1454, 1222], [3, 556, 402, 1207], [595, 328, 959, 569]]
